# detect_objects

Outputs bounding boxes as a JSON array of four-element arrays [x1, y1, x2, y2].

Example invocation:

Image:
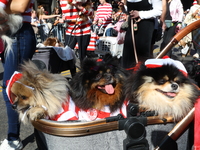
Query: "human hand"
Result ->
[[98, 19, 103, 24], [129, 10, 139, 19], [175, 23, 182, 33], [93, 20, 97, 24]]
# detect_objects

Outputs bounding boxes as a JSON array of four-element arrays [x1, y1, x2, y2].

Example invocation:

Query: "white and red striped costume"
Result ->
[[60, 0, 93, 36], [51, 96, 129, 121], [94, 3, 112, 28]]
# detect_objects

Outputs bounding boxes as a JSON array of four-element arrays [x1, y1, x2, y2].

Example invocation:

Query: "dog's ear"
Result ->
[[82, 57, 98, 72], [102, 53, 119, 66]]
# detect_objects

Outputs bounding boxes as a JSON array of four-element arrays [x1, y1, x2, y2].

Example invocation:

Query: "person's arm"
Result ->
[[5, 0, 31, 14], [40, 14, 60, 20], [129, 0, 162, 19], [160, 0, 167, 23], [160, 0, 167, 30], [140, 0, 162, 19]]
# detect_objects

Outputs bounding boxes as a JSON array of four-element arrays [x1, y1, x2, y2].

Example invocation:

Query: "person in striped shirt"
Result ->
[[93, 0, 112, 36], [60, 0, 94, 62], [0, 0, 36, 149]]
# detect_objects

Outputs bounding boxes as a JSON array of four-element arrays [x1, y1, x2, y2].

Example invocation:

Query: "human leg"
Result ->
[[1, 23, 36, 146], [76, 34, 91, 62], [192, 28, 200, 58]]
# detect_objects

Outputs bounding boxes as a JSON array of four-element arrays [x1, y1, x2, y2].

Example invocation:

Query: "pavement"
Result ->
[[0, 40, 195, 150]]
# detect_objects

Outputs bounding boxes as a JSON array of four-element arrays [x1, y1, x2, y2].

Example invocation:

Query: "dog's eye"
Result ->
[[175, 80, 180, 84], [96, 74, 102, 80], [21, 95, 27, 100], [158, 79, 166, 85]]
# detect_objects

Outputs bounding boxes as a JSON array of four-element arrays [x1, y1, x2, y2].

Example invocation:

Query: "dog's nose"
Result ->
[[12, 103, 17, 109], [171, 83, 178, 90]]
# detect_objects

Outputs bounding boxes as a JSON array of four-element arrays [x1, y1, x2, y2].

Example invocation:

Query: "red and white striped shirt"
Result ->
[[51, 96, 129, 121], [21, 0, 34, 23], [94, 3, 112, 28], [60, 0, 93, 36]]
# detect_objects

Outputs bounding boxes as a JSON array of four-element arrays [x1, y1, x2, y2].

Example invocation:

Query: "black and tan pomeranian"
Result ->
[[124, 58, 200, 121], [69, 54, 129, 114]]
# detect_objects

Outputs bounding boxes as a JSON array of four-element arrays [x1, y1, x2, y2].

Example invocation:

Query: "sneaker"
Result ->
[[193, 53, 199, 59], [0, 139, 23, 150]]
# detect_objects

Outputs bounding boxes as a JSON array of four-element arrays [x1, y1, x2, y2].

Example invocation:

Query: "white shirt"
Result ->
[[127, 0, 162, 20]]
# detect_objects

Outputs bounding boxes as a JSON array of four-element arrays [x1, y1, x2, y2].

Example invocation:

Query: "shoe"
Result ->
[[0, 139, 23, 150], [193, 53, 199, 59]]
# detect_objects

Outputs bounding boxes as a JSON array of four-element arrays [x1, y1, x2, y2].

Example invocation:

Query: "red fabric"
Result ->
[[51, 96, 129, 121], [145, 64, 162, 68], [0, 38, 4, 54], [6, 72, 23, 104], [194, 97, 200, 149], [0, 0, 8, 8]]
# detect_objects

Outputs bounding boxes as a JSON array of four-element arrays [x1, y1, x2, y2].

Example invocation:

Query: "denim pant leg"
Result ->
[[2, 23, 36, 141]]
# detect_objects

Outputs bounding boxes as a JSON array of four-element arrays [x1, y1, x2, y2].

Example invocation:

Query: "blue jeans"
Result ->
[[2, 23, 36, 141]]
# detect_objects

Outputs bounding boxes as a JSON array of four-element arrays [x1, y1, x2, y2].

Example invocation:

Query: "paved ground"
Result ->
[[0, 40, 195, 150]]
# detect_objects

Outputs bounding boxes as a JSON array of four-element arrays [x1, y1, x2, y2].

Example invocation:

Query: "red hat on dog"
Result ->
[[145, 57, 188, 77], [6, 71, 23, 104]]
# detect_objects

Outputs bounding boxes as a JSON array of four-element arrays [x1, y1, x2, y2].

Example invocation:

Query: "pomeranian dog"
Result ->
[[124, 58, 200, 121], [6, 61, 70, 124], [0, 6, 23, 52], [69, 54, 129, 120]]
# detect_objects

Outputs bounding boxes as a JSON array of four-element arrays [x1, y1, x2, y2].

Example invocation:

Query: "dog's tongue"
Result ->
[[166, 92, 177, 97], [105, 84, 114, 94]]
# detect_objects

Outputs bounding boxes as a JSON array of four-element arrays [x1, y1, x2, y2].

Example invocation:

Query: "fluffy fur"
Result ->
[[10, 61, 70, 124], [0, 7, 23, 52], [69, 54, 129, 112], [124, 64, 200, 121]]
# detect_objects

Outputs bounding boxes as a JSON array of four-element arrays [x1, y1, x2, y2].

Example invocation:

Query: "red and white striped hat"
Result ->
[[193, 0, 198, 5], [0, 0, 9, 8], [145, 56, 188, 77], [6, 71, 23, 104], [6, 71, 35, 104]]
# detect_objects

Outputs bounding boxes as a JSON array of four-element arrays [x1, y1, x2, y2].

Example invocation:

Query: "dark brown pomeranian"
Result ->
[[124, 58, 200, 121], [69, 53, 130, 113]]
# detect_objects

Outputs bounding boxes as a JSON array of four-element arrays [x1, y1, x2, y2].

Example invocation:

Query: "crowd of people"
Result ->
[[28, 0, 200, 68], [0, 0, 199, 149]]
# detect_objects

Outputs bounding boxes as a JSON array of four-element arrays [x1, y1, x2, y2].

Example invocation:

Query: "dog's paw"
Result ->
[[28, 107, 47, 121]]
